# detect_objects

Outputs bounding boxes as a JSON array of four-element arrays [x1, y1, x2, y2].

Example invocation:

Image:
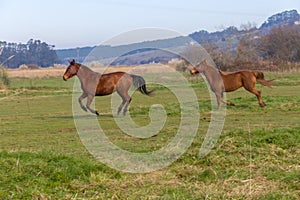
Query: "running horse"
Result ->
[[63, 60, 153, 116], [190, 60, 273, 108]]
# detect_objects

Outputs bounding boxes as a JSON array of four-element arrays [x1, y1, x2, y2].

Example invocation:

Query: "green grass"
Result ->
[[0, 73, 299, 199]]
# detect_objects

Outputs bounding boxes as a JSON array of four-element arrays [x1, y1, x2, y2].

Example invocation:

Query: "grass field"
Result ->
[[0, 70, 299, 199]]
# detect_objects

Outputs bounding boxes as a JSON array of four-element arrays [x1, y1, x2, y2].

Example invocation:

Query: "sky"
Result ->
[[1, 0, 299, 49]]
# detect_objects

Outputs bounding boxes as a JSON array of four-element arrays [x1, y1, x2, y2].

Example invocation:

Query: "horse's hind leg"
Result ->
[[78, 93, 88, 112], [86, 95, 99, 115], [244, 81, 266, 107], [117, 98, 126, 115], [123, 97, 132, 116], [117, 90, 132, 116], [116, 80, 132, 116]]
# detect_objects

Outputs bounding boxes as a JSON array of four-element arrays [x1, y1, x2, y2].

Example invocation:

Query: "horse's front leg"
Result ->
[[86, 95, 99, 116], [244, 86, 266, 107], [78, 93, 88, 112], [254, 90, 266, 107], [215, 92, 234, 109]]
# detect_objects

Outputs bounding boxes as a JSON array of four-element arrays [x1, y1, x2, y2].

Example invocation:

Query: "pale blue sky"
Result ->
[[1, 0, 299, 49]]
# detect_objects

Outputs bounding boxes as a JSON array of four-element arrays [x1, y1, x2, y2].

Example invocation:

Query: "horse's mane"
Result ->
[[219, 70, 230, 75], [76, 62, 97, 74], [200, 61, 219, 75]]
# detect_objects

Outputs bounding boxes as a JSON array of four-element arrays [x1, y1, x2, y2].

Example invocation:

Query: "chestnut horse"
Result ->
[[63, 60, 153, 116], [190, 60, 273, 107]]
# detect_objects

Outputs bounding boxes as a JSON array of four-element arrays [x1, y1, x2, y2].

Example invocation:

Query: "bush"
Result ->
[[0, 65, 10, 89], [26, 64, 40, 69], [168, 58, 188, 72], [18, 64, 28, 70]]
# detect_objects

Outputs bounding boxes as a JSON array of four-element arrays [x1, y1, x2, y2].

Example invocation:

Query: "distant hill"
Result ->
[[56, 9, 300, 66], [56, 36, 192, 65], [260, 9, 300, 29]]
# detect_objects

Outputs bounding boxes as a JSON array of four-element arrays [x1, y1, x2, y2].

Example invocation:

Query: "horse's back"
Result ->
[[220, 70, 244, 92], [98, 72, 128, 83], [96, 72, 131, 96]]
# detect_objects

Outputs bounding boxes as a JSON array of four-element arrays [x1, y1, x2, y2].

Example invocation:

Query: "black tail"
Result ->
[[130, 74, 153, 95]]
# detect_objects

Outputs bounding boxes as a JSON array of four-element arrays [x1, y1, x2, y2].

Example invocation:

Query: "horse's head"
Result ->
[[189, 67, 200, 75], [191, 59, 212, 75], [190, 59, 209, 75], [63, 59, 80, 81]]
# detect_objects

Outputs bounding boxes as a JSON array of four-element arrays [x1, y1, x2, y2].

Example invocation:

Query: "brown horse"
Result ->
[[63, 59, 153, 116], [190, 60, 273, 107]]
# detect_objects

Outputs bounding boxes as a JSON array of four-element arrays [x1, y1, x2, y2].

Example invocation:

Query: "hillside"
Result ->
[[47, 10, 299, 66], [56, 36, 192, 65], [260, 9, 300, 29]]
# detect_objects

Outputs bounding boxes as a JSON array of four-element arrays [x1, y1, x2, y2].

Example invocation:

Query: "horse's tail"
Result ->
[[130, 74, 154, 95], [253, 71, 274, 88]]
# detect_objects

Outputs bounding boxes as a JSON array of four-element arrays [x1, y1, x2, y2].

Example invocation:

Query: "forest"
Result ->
[[0, 39, 60, 68]]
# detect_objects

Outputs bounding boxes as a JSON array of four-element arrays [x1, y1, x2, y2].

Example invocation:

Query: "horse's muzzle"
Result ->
[[63, 75, 68, 81], [190, 68, 200, 75]]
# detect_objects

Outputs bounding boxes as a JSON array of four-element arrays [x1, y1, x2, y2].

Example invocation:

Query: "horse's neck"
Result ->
[[203, 65, 219, 76], [201, 65, 224, 85], [77, 65, 99, 82]]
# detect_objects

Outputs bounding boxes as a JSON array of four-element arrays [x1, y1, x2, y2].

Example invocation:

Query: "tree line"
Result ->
[[0, 39, 60, 69]]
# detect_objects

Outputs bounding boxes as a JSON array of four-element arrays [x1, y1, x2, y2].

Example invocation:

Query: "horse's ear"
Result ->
[[70, 59, 76, 65], [198, 59, 205, 65]]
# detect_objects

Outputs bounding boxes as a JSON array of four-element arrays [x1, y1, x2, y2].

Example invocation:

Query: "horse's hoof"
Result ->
[[95, 111, 100, 116], [228, 102, 235, 106], [82, 107, 88, 112]]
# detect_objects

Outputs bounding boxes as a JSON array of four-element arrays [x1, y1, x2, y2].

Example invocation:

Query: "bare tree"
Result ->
[[258, 26, 300, 62], [235, 36, 260, 66], [240, 22, 257, 31]]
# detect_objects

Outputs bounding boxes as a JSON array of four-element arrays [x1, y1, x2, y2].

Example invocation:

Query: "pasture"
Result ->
[[0, 68, 299, 199]]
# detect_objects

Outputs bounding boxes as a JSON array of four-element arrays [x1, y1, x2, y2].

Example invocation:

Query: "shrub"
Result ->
[[0, 65, 10, 89], [26, 64, 40, 69], [168, 58, 188, 72], [18, 64, 28, 70]]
